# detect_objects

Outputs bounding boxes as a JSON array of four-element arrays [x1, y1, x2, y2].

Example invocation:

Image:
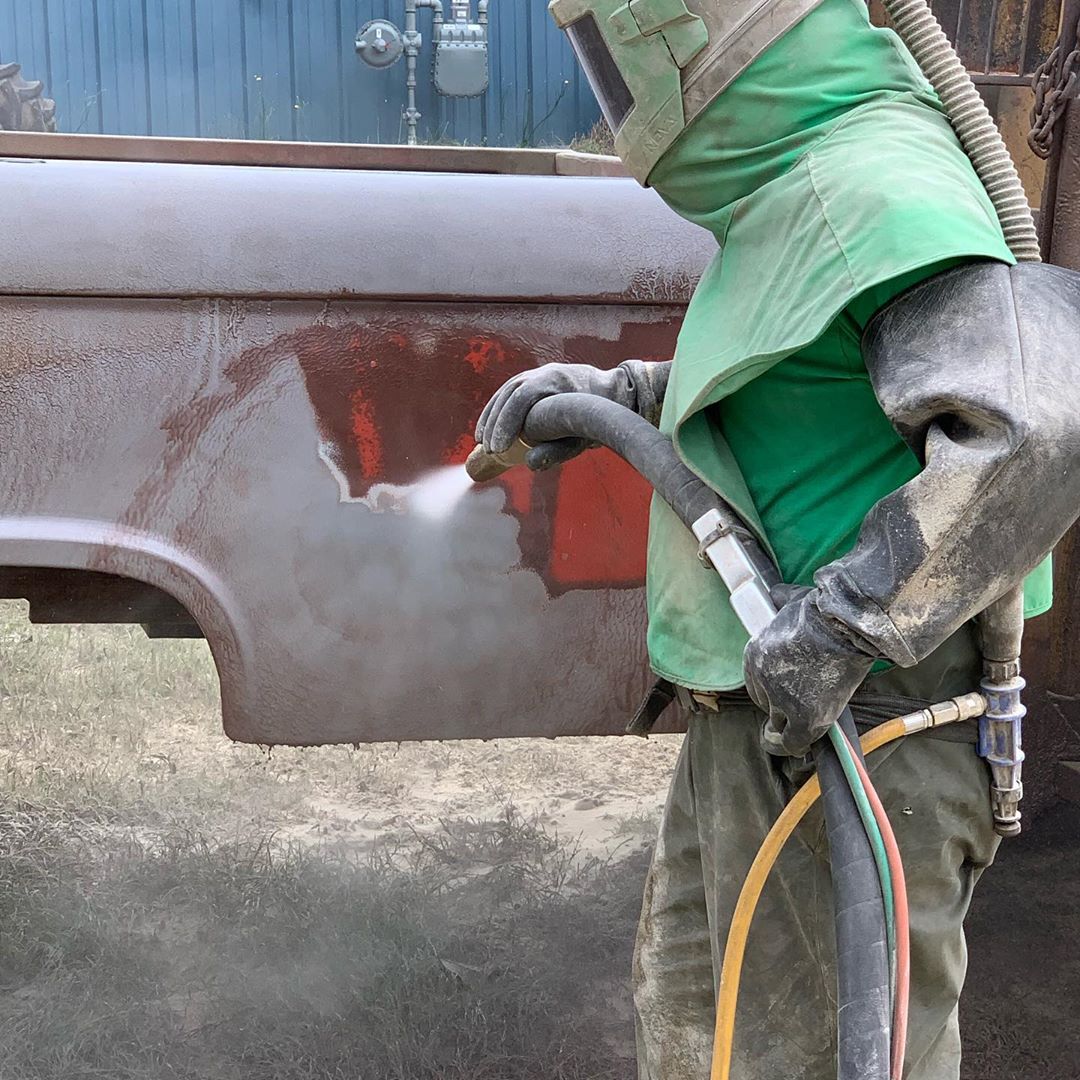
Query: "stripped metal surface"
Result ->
[[0, 151, 712, 746]]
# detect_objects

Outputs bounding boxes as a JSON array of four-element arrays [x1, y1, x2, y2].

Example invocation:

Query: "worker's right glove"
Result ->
[[475, 359, 671, 470], [745, 591, 875, 757], [747, 261, 1080, 755]]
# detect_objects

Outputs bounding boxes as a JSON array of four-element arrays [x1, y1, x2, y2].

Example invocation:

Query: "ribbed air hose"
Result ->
[[884, 0, 1041, 262]]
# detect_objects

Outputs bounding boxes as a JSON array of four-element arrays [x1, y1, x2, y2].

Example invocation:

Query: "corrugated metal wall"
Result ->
[[0, 1, 601, 146]]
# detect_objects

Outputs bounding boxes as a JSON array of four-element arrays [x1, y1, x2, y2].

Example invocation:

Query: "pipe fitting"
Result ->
[[978, 673, 1026, 837]]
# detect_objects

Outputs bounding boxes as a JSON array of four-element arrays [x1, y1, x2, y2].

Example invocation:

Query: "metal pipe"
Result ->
[[978, 584, 1026, 836], [478, 0, 489, 25], [403, 0, 444, 146]]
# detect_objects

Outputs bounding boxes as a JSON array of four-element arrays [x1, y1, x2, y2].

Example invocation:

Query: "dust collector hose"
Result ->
[[885, 0, 1041, 261], [514, 392, 893, 1080]]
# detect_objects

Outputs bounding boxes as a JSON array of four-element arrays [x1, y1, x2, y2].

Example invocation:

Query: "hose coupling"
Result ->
[[691, 508, 777, 637], [977, 673, 1026, 838]]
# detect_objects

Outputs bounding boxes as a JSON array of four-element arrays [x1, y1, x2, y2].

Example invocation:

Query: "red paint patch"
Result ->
[[271, 318, 678, 594], [500, 467, 535, 517], [443, 433, 476, 466], [548, 451, 650, 587], [464, 337, 507, 374]]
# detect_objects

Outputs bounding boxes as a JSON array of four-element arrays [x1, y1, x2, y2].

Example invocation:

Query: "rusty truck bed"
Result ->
[[0, 132, 715, 746]]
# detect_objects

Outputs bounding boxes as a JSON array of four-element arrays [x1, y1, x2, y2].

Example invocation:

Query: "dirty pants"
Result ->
[[633, 629, 999, 1080]]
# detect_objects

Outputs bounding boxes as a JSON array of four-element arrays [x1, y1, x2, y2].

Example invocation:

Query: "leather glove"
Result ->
[[475, 359, 670, 470], [744, 591, 874, 757]]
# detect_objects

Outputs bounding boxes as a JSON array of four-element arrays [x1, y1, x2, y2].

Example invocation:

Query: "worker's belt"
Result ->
[[675, 683, 726, 713], [628, 678, 749, 734], [628, 677, 979, 743]]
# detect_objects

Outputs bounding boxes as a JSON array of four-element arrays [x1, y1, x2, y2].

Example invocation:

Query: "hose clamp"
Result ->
[[696, 522, 756, 568]]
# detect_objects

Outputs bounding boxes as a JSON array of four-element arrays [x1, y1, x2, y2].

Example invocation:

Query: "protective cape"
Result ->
[[640, 0, 1056, 693]]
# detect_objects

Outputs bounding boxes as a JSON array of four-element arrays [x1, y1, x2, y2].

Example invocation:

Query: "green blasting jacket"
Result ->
[[643, 0, 1051, 693]]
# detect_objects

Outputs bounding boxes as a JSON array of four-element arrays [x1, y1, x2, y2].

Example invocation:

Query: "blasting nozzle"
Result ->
[[465, 440, 530, 482]]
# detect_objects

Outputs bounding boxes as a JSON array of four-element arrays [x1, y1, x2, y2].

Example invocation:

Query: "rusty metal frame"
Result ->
[[0, 130, 625, 177]]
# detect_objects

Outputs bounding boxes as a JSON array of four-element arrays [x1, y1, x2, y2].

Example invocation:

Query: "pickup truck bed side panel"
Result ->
[[0, 295, 684, 744], [0, 152, 719, 745]]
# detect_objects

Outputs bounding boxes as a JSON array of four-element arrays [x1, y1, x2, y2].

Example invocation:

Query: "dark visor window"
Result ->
[[566, 15, 635, 133]]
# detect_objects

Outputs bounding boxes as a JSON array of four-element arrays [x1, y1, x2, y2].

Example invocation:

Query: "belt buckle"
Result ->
[[675, 685, 720, 714]]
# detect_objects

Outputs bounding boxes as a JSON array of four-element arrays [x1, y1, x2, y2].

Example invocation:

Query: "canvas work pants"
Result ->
[[633, 628, 999, 1080]]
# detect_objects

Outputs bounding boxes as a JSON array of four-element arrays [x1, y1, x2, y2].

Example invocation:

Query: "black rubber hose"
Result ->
[[521, 393, 780, 589], [814, 707, 892, 1080], [519, 391, 893, 1080]]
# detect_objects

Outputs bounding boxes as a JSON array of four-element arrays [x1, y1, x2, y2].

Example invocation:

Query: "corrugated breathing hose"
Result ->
[[883, 0, 1042, 262]]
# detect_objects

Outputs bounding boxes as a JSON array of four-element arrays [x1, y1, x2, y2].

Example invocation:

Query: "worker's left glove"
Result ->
[[476, 359, 670, 470], [744, 591, 875, 757]]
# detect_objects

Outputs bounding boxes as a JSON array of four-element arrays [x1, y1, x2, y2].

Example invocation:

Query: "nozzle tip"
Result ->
[[465, 444, 509, 483]]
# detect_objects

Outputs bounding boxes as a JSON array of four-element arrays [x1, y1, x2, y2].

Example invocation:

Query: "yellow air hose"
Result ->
[[709, 693, 986, 1080]]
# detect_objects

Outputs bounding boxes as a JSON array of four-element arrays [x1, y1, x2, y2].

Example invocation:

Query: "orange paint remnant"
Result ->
[[548, 451, 650, 586], [349, 390, 384, 480], [464, 337, 507, 374], [443, 432, 476, 465]]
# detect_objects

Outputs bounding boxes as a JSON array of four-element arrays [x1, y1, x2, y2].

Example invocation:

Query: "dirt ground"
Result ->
[[0, 598, 1076, 1078], [962, 800, 1080, 1079], [0, 600, 674, 1079]]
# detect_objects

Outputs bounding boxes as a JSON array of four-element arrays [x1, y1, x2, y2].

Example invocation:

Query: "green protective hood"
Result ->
[[548, 0, 826, 184], [638, 0, 1048, 693]]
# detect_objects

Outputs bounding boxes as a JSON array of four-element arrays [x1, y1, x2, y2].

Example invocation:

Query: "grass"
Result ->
[[0, 600, 664, 1079], [568, 119, 616, 157]]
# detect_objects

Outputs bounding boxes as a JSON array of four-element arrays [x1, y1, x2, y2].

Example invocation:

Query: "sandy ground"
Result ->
[[1, 601, 1078, 1077], [275, 734, 681, 864]]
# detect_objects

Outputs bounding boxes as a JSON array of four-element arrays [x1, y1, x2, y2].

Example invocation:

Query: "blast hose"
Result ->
[[514, 394, 749, 537], [468, 392, 893, 1080]]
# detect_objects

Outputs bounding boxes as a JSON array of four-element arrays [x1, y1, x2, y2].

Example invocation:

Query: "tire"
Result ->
[[0, 61, 56, 132]]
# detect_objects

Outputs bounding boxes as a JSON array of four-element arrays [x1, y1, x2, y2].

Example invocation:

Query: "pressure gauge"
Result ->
[[355, 20, 405, 69]]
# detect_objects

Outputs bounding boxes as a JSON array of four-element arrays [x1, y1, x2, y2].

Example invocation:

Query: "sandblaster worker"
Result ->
[[475, 1, 1079, 1076]]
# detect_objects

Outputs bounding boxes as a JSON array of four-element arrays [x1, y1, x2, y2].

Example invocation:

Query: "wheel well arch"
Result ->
[[0, 519, 249, 723]]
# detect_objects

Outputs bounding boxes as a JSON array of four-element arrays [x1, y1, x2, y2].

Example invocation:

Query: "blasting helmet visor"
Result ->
[[565, 15, 634, 132], [550, 0, 826, 185]]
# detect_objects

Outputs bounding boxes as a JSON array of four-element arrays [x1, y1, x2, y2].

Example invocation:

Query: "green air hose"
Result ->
[[884, 0, 1042, 262]]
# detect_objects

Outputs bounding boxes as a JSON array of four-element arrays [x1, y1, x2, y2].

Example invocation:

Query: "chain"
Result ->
[[1029, 14, 1080, 159]]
